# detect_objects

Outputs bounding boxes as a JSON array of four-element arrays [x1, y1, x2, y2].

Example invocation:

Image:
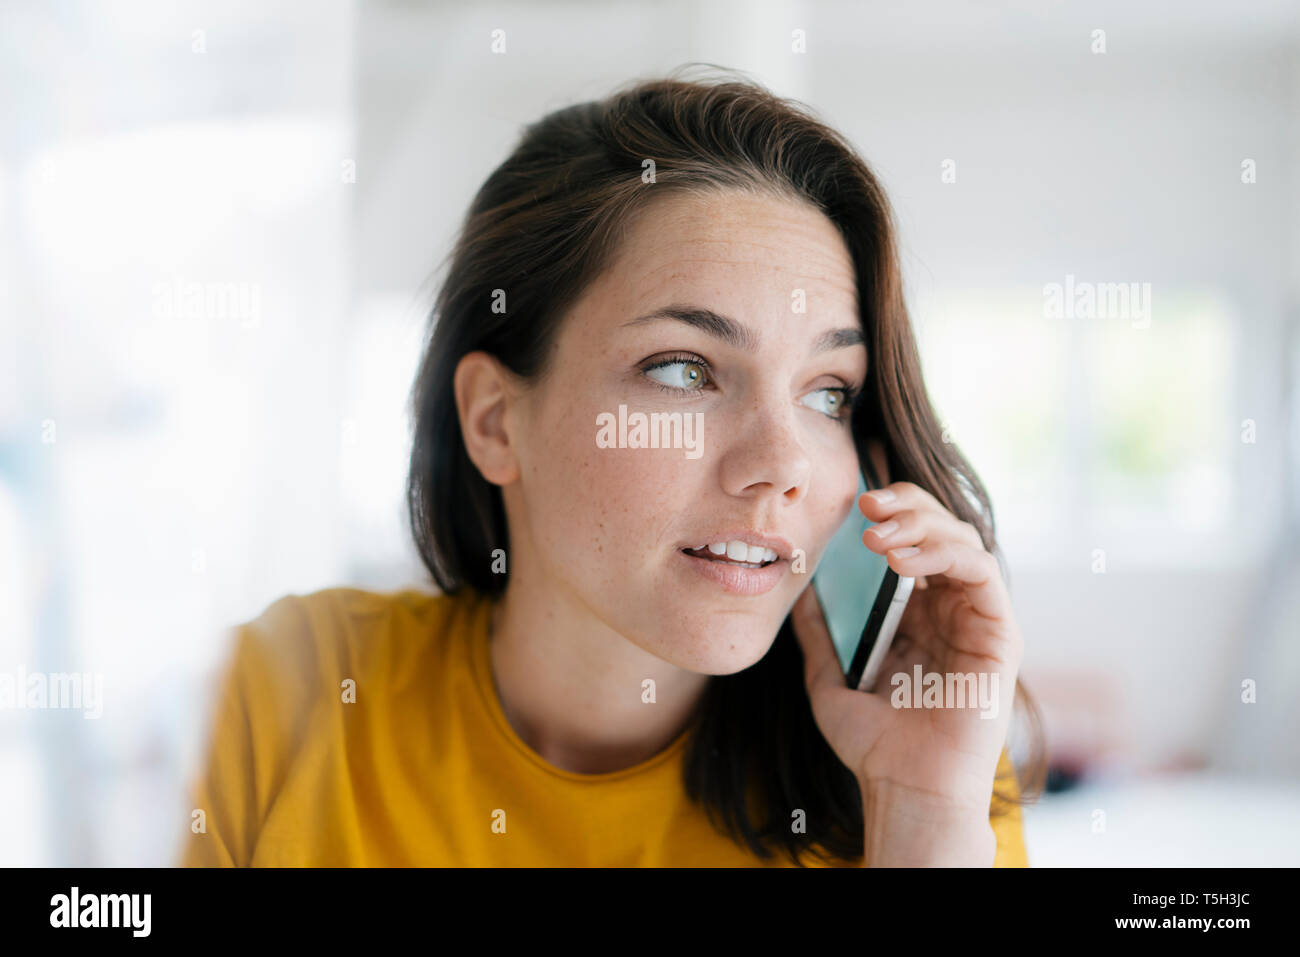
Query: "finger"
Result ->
[[860, 504, 984, 555], [789, 584, 846, 696], [884, 540, 1010, 622], [859, 485, 988, 548]]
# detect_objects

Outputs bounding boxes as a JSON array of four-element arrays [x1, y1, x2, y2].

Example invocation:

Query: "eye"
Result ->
[[640, 353, 859, 423], [642, 354, 710, 392], [803, 387, 856, 422]]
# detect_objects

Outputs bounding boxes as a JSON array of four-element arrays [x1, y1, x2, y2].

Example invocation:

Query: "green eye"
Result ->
[[641, 353, 859, 425], [644, 358, 708, 390], [802, 388, 850, 419]]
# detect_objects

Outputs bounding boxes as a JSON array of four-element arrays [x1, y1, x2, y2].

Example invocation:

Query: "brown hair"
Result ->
[[407, 63, 1047, 865]]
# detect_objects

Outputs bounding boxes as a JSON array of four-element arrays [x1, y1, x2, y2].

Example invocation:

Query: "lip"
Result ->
[[676, 547, 786, 596], [678, 530, 796, 563]]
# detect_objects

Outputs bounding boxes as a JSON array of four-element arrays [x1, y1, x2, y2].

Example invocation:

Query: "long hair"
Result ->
[[406, 64, 1047, 865]]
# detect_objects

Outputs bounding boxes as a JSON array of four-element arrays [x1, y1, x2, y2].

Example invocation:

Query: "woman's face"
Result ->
[[501, 189, 868, 674]]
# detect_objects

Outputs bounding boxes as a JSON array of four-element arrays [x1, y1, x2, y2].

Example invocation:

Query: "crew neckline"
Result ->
[[466, 588, 693, 784]]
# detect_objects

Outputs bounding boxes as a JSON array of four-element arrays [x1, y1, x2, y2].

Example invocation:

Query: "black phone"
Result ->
[[810, 465, 915, 692]]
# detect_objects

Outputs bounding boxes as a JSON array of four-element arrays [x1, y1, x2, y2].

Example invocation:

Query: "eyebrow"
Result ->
[[622, 305, 865, 355]]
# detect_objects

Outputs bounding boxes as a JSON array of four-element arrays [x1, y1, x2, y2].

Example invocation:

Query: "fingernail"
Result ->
[[891, 546, 919, 557], [866, 489, 896, 504], [869, 519, 899, 539]]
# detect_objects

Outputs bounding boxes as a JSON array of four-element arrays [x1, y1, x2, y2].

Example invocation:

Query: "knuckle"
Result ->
[[881, 480, 913, 500], [981, 550, 1000, 578]]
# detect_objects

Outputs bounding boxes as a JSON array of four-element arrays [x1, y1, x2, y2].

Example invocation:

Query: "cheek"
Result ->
[[529, 400, 687, 573]]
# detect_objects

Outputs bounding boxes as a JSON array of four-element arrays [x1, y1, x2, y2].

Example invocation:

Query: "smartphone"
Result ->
[[810, 469, 915, 693]]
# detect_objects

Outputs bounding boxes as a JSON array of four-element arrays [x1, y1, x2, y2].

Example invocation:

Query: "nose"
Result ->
[[717, 391, 813, 502]]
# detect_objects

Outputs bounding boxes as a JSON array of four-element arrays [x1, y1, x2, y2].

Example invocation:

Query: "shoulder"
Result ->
[[183, 584, 487, 865], [228, 585, 474, 682], [207, 585, 485, 781]]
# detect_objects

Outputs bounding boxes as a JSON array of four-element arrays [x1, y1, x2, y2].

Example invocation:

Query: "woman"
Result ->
[[180, 67, 1045, 867]]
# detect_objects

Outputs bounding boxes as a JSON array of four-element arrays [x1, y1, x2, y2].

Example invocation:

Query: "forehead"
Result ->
[[582, 190, 860, 329]]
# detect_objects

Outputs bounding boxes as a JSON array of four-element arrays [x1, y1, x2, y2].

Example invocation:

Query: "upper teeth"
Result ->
[[693, 541, 778, 563]]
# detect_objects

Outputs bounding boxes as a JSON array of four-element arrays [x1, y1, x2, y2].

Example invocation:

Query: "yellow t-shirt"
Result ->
[[178, 585, 1028, 866]]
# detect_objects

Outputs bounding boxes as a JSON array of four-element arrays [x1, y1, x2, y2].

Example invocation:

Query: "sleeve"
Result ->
[[990, 747, 1029, 867], [176, 595, 317, 867]]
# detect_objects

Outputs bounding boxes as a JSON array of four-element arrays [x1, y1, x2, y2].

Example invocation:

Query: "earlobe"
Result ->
[[454, 351, 521, 487]]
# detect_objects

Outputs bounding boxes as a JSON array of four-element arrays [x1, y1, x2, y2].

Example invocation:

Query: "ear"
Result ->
[[454, 350, 522, 487]]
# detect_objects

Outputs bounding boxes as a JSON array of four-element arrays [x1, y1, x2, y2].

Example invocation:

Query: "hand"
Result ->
[[790, 440, 1024, 819]]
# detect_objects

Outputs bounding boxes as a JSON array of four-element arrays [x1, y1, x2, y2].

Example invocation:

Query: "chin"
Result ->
[[656, 627, 778, 676]]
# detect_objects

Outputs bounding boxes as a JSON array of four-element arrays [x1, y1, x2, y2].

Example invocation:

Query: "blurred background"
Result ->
[[2, 0, 1298, 866]]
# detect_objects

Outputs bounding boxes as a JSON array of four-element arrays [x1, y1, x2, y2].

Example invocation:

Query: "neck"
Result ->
[[486, 566, 712, 775]]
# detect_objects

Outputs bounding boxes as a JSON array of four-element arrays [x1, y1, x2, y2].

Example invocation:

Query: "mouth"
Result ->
[[676, 545, 786, 596], [679, 545, 779, 569]]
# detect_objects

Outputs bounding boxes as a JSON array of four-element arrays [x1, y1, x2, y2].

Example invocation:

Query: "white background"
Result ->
[[1, 0, 1297, 866]]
